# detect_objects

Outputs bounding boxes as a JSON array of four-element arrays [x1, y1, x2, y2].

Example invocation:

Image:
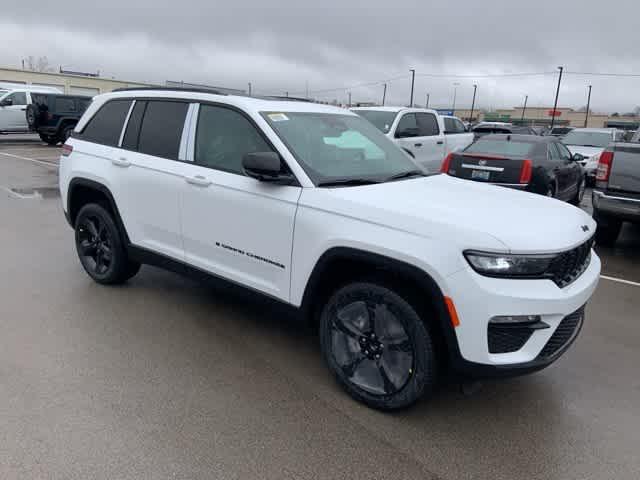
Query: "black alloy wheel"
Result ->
[[74, 203, 140, 284], [320, 282, 434, 410]]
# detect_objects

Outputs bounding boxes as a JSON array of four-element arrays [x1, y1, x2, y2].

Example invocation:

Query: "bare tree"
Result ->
[[24, 55, 53, 72]]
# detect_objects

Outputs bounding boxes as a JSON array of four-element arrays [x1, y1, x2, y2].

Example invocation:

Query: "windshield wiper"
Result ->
[[385, 169, 425, 182], [317, 178, 382, 187]]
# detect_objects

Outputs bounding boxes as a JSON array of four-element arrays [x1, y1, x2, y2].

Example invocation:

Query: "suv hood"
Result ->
[[302, 175, 595, 253], [565, 145, 604, 158]]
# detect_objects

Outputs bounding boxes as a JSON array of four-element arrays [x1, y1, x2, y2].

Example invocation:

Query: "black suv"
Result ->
[[26, 93, 92, 145]]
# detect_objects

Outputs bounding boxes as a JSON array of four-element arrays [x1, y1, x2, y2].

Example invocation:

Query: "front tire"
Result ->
[[74, 203, 140, 284], [319, 282, 435, 411]]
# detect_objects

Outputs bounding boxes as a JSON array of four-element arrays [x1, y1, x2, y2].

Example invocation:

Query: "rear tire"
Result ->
[[570, 177, 585, 205], [593, 209, 622, 247], [74, 203, 140, 284], [39, 133, 59, 146], [61, 125, 74, 143], [319, 282, 435, 411]]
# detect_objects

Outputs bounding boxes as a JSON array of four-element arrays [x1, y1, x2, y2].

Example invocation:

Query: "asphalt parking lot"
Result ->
[[1, 139, 639, 480]]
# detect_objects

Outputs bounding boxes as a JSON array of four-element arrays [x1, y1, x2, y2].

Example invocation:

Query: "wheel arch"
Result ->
[[67, 178, 130, 243], [299, 247, 460, 365]]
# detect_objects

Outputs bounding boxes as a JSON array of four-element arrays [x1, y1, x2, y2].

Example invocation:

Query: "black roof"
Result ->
[[476, 133, 558, 143]]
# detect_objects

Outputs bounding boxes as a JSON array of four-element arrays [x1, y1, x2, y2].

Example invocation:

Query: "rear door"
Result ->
[[444, 117, 473, 153], [393, 113, 424, 163], [0, 91, 29, 131], [548, 142, 572, 199], [111, 99, 189, 260]]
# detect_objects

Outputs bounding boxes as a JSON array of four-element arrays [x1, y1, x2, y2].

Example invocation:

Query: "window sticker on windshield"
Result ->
[[268, 113, 289, 122]]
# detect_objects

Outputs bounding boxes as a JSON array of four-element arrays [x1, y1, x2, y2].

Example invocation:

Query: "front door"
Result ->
[[180, 103, 301, 301], [0, 92, 29, 131]]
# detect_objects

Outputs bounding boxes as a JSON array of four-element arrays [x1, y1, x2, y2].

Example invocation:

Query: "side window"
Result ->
[[137, 101, 189, 160], [548, 142, 562, 160], [6, 92, 27, 105], [395, 113, 419, 138], [416, 113, 440, 136], [122, 101, 146, 150], [195, 104, 273, 175], [454, 119, 466, 133], [81, 100, 131, 146], [54, 97, 76, 112], [556, 142, 572, 160], [443, 117, 455, 134]]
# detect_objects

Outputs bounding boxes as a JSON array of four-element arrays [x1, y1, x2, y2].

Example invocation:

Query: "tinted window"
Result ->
[[548, 142, 562, 160], [395, 114, 419, 138], [137, 101, 188, 160], [465, 139, 535, 157], [555, 142, 572, 160], [195, 105, 273, 175], [444, 117, 455, 133], [55, 97, 76, 112], [6, 92, 27, 105], [81, 100, 131, 146], [416, 113, 439, 136], [353, 110, 398, 134], [454, 118, 466, 133], [122, 101, 146, 150]]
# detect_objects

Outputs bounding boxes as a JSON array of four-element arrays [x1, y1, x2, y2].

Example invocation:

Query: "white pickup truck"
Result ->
[[0, 86, 62, 133], [352, 107, 474, 172]]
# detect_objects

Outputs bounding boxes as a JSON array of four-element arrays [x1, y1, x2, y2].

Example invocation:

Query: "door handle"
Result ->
[[111, 157, 131, 168], [414, 143, 423, 147], [436, 140, 444, 145], [185, 175, 212, 187], [20, 108, 26, 111]]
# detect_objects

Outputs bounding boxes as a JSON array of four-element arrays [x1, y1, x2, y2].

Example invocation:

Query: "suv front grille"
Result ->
[[537, 306, 585, 359], [547, 237, 594, 288]]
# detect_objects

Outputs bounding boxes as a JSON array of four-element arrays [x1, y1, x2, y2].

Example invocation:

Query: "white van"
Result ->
[[0, 86, 62, 133]]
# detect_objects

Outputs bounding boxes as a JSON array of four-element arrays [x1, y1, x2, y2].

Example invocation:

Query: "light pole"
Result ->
[[248, 82, 252, 96], [409, 69, 415, 107], [584, 85, 592, 128], [521, 95, 528, 122], [550, 66, 564, 130], [452, 82, 460, 113], [348, 91, 352, 108], [426, 93, 430, 108], [382, 83, 387, 106], [469, 84, 477, 126]]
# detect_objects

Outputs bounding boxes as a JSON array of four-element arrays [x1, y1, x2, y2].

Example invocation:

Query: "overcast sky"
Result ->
[[1, 1, 639, 112]]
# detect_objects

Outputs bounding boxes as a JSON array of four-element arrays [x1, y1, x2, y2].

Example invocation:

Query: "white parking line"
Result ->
[[0, 152, 58, 168], [601, 275, 640, 287]]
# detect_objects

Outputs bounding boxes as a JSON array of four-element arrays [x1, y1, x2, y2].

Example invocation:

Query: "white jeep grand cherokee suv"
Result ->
[[59, 88, 600, 410]]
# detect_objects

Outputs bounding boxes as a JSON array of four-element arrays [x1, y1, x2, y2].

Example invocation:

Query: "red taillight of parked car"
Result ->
[[519, 159, 533, 184], [61, 144, 73, 157], [440, 153, 454, 173], [596, 151, 614, 182]]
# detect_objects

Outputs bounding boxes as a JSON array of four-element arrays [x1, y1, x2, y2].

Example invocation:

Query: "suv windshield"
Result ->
[[262, 112, 420, 185], [351, 110, 398, 134], [562, 131, 611, 148]]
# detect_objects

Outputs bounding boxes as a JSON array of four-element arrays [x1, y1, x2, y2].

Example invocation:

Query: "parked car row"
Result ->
[[0, 86, 91, 145]]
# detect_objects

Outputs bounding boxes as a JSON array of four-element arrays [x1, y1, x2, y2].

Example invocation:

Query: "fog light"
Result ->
[[490, 314, 541, 325]]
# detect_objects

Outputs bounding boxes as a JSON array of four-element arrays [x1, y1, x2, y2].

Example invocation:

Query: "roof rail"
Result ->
[[263, 95, 315, 103], [112, 86, 227, 96]]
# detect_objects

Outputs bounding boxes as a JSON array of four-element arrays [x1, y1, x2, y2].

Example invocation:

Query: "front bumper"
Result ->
[[441, 250, 600, 378], [593, 190, 640, 223]]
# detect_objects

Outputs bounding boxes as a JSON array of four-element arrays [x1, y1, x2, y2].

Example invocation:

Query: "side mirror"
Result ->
[[0, 98, 12, 107], [572, 153, 585, 162], [395, 127, 419, 139], [242, 152, 294, 184]]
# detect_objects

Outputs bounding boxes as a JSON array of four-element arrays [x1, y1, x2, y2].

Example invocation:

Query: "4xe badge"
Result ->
[[581, 225, 590, 232]]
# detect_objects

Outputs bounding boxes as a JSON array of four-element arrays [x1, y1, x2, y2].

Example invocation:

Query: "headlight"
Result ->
[[464, 251, 555, 277]]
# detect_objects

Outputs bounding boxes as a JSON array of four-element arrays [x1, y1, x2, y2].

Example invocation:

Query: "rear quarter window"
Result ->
[[465, 139, 535, 157], [54, 97, 77, 112], [80, 100, 132, 146]]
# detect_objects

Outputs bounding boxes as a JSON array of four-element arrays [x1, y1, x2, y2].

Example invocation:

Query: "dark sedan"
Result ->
[[441, 134, 586, 204]]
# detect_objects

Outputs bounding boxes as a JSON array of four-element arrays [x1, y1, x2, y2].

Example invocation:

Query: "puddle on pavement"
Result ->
[[9, 187, 60, 199]]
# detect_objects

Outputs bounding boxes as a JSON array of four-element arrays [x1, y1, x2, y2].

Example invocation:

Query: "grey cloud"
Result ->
[[1, 0, 639, 111]]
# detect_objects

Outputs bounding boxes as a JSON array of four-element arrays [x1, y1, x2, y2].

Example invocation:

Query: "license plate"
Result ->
[[471, 170, 491, 181]]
